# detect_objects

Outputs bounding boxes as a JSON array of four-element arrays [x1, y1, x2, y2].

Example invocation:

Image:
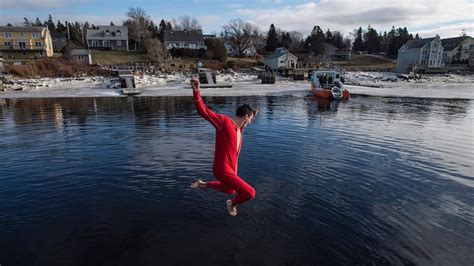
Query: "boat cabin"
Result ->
[[312, 70, 342, 89]]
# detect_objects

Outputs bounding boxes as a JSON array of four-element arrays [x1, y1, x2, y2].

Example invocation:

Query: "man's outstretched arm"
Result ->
[[191, 76, 224, 129]]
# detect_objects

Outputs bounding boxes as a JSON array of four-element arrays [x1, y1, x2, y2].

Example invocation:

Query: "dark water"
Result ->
[[0, 95, 473, 266]]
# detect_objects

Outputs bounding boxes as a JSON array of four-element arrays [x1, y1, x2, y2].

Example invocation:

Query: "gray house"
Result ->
[[264, 47, 298, 70], [163, 30, 205, 50], [70, 49, 92, 65], [441, 36, 474, 64], [51, 32, 68, 52], [396, 36, 443, 73], [86, 26, 129, 51]]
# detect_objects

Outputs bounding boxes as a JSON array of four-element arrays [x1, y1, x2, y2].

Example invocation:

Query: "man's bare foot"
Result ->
[[226, 199, 237, 216], [190, 179, 206, 189]]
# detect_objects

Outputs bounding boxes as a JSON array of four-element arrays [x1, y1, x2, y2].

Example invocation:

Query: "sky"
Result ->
[[1, 0, 473, 39]]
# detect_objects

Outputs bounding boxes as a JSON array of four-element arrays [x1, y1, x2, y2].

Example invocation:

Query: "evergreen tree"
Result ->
[[23, 17, 31, 27], [331, 31, 344, 49], [56, 20, 67, 33], [279, 32, 292, 49], [352, 27, 364, 52], [414, 33, 420, 39], [304, 26, 325, 55], [325, 29, 333, 44], [158, 19, 167, 41], [266, 24, 279, 51], [45, 14, 56, 31], [365, 25, 379, 54], [148, 20, 160, 38], [35, 17, 43, 26]]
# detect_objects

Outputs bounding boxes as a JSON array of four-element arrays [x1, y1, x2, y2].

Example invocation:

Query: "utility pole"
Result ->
[[67, 22, 70, 41]]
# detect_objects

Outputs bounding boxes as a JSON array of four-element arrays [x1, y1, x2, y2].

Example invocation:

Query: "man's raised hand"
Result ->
[[191, 76, 200, 92]]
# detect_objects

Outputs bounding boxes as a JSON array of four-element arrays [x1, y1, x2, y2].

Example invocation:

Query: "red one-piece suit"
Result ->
[[193, 90, 256, 205]]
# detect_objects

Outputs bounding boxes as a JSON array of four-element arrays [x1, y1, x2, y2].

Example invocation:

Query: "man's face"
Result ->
[[242, 114, 254, 128]]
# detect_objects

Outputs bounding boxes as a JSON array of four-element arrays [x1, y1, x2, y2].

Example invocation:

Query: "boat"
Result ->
[[310, 70, 349, 100]]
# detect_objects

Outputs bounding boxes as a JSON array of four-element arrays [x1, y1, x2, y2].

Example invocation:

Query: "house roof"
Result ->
[[86, 26, 128, 40], [163, 30, 204, 42], [70, 49, 90, 56], [0, 26, 45, 33], [403, 37, 436, 49], [265, 50, 298, 60], [441, 37, 467, 51]]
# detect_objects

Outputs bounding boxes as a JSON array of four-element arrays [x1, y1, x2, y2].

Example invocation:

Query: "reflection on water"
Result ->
[[0, 95, 473, 265]]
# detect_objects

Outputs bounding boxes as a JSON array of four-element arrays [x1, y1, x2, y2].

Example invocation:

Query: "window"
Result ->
[[4, 32, 12, 38], [105, 30, 111, 37], [35, 42, 42, 47], [117, 40, 122, 47], [19, 41, 27, 49], [32, 33, 40, 38], [4, 41, 12, 46], [116, 30, 122, 37], [19, 33, 24, 37]]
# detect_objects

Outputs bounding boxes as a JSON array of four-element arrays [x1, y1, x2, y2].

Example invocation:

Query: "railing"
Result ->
[[0, 45, 45, 51]]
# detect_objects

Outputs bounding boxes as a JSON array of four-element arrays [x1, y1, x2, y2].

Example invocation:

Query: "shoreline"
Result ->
[[1, 72, 474, 99]]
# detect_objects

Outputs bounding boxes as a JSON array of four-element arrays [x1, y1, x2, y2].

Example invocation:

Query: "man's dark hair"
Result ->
[[235, 104, 254, 117]]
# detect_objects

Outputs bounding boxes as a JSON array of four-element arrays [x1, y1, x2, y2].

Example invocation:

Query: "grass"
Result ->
[[335, 54, 396, 71], [90, 50, 149, 64]]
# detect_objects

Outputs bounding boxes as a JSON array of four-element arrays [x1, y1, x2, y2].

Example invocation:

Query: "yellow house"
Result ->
[[0, 26, 54, 59]]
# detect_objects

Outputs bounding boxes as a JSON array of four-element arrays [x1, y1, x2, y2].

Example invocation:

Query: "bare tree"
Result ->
[[172, 15, 201, 30], [222, 19, 259, 57], [144, 38, 168, 63], [288, 31, 303, 51], [124, 7, 151, 50]]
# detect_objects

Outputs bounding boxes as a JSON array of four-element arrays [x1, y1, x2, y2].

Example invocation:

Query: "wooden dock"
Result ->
[[200, 83, 233, 88]]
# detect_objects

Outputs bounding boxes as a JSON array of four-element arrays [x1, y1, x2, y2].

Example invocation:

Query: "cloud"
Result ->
[[197, 15, 224, 32], [236, 1, 474, 37], [1, 0, 81, 9]]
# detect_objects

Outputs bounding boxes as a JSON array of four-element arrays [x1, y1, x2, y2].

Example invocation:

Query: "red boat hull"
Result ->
[[310, 86, 350, 99]]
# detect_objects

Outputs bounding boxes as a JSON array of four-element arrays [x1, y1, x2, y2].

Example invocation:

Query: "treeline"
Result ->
[[352, 25, 419, 58], [18, 9, 419, 60], [265, 24, 351, 54], [264, 24, 417, 58]]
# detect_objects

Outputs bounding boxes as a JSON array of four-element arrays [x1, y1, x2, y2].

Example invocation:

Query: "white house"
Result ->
[[163, 30, 205, 50], [264, 47, 298, 70], [441, 36, 474, 65], [396, 36, 443, 73]]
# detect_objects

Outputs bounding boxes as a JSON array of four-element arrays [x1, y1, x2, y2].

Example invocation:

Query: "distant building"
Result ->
[[441, 36, 474, 65], [396, 36, 443, 73], [86, 26, 129, 50], [70, 49, 92, 65], [264, 47, 298, 70], [323, 43, 351, 61], [163, 30, 205, 50], [0, 26, 54, 59], [203, 34, 216, 39], [51, 31, 68, 52], [224, 40, 257, 57]]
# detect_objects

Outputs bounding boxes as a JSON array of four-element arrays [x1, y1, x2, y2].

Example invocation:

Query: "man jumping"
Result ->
[[190, 76, 257, 216]]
